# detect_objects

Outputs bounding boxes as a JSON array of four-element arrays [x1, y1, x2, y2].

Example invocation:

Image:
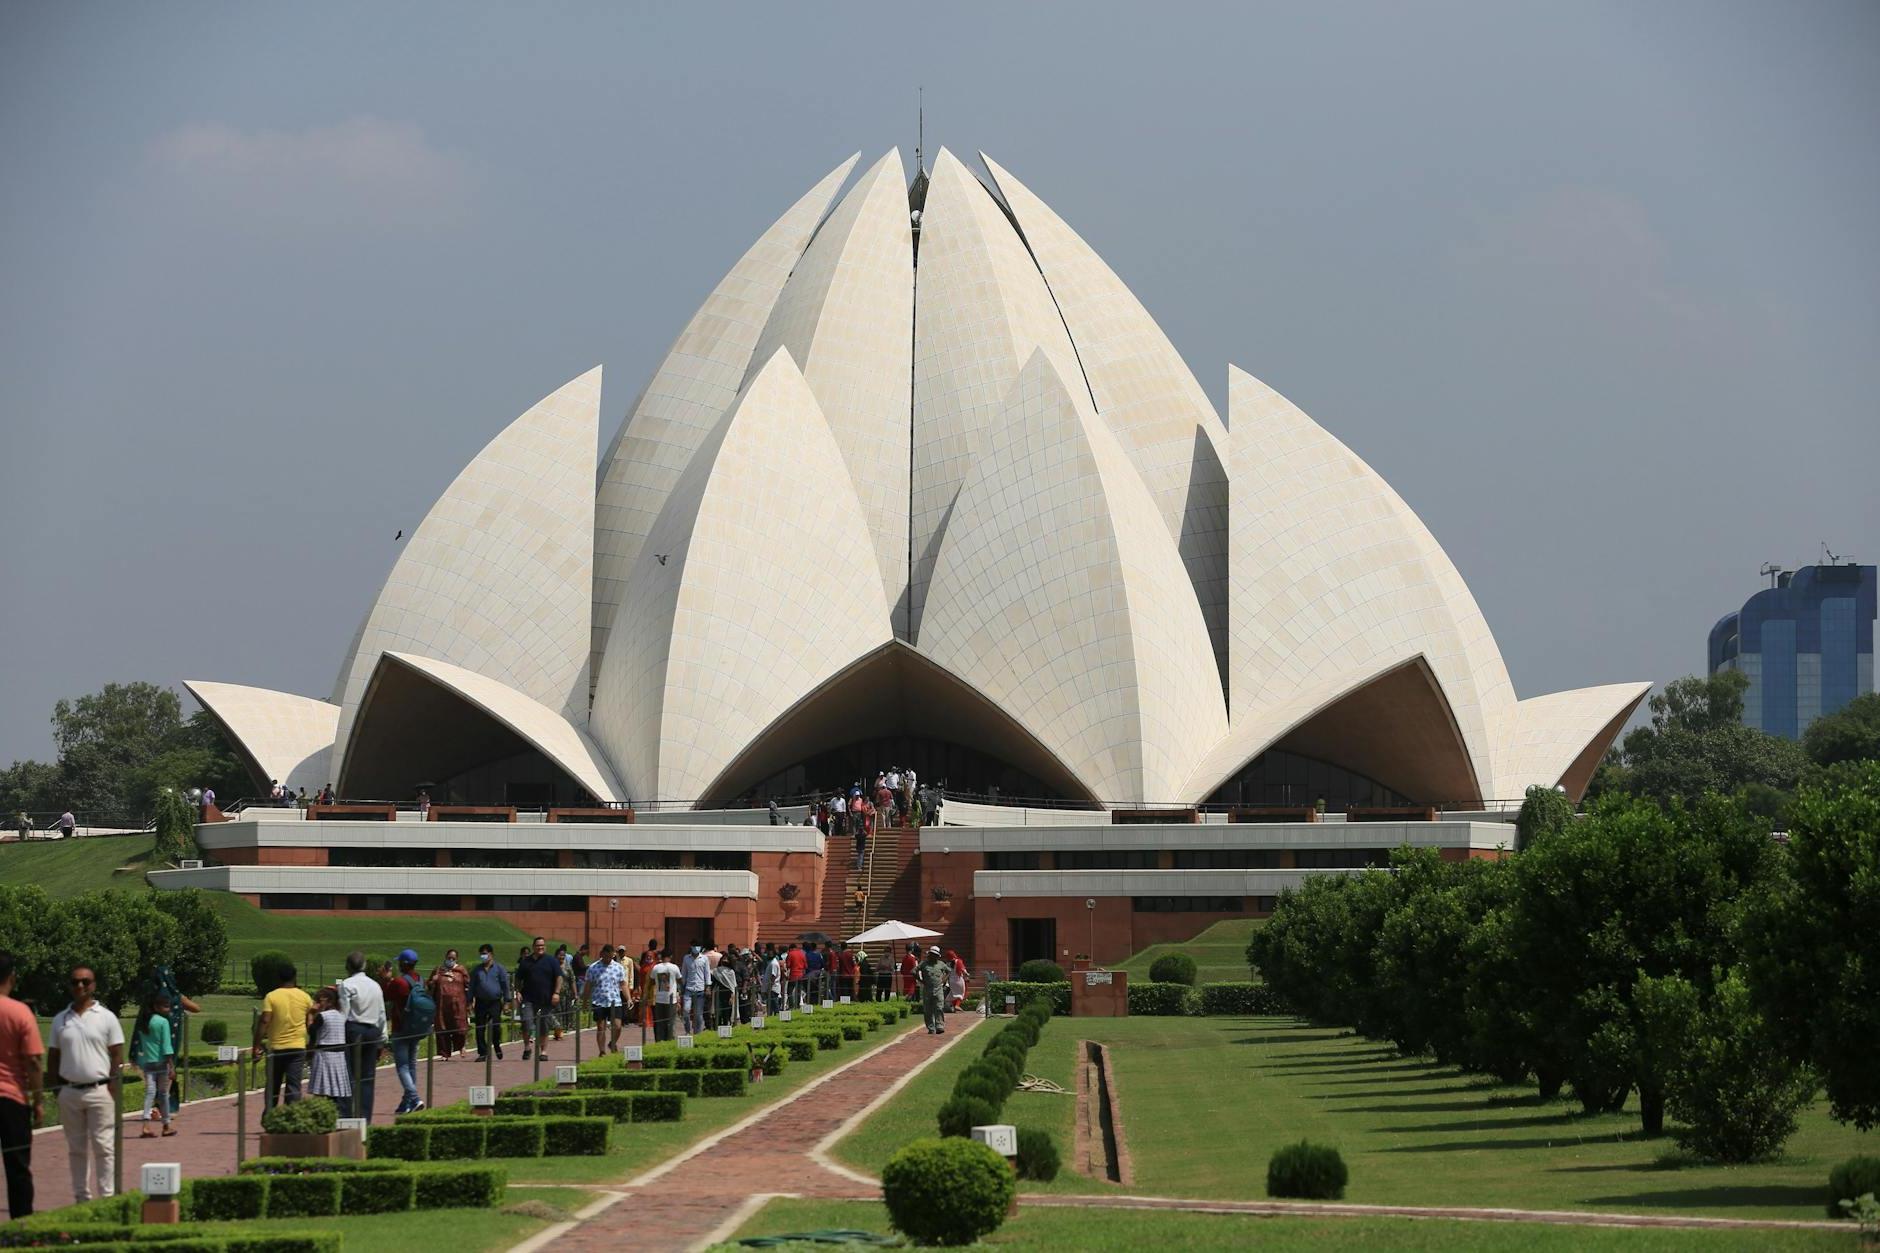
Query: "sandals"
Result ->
[[161, 1126, 177, 1137]]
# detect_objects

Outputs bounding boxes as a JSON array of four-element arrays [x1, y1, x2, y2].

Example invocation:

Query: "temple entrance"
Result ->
[[1009, 917, 1058, 974]]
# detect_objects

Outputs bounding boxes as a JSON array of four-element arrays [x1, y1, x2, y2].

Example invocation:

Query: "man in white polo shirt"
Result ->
[[43, 964, 122, 1201]]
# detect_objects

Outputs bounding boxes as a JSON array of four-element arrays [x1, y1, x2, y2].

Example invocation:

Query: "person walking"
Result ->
[[305, 987, 351, 1115], [255, 961, 311, 1109], [0, 951, 44, 1219], [54, 811, 74, 839], [899, 944, 919, 1001], [583, 945, 625, 1054], [918, 947, 951, 1035], [679, 942, 709, 1037], [649, 950, 681, 1041], [383, 950, 431, 1114], [129, 994, 177, 1138], [803, 942, 825, 1003], [711, 951, 739, 1027], [337, 951, 386, 1122], [552, 945, 574, 1043], [467, 945, 510, 1062], [947, 949, 968, 1012], [45, 965, 122, 1201], [428, 950, 469, 1060], [515, 937, 559, 1061], [143, 963, 200, 1120], [782, 940, 807, 1009]]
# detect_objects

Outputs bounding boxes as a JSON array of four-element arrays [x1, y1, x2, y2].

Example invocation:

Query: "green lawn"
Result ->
[[720, 1197, 1852, 1251], [185, 1183, 588, 1251], [1115, 918, 1259, 984], [834, 1015, 1876, 1223], [204, 892, 536, 988], [0, 831, 157, 896]]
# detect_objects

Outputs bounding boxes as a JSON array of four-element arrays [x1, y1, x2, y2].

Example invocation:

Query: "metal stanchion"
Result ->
[[179, 1014, 190, 1110], [425, 1026, 435, 1110], [235, 1054, 247, 1168], [575, 1009, 582, 1064]]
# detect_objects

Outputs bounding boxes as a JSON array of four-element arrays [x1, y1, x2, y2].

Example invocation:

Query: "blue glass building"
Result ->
[[1709, 564, 1876, 738]]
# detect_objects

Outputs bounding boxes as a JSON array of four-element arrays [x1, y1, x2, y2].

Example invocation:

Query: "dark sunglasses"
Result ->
[[69, 976, 94, 986]]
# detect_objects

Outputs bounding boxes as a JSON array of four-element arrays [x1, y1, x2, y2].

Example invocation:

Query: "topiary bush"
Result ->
[[656, 1071, 702, 1097], [249, 950, 295, 996], [484, 1120, 546, 1158], [427, 1121, 487, 1160], [881, 1136, 1016, 1247], [260, 1095, 337, 1136], [1266, 1139, 1348, 1199], [1148, 953, 1198, 986], [543, 1116, 610, 1156], [199, 1019, 229, 1045], [1830, 1157, 1880, 1218], [1016, 1127, 1060, 1181], [1015, 959, 1066, 983], [414, 1164, 506, 1211], [936, 1095, 1000, 1139], [628, 1092, 684, 1122], [951, 1074, 1007, 1113], [366, 1124, 431, 1161], [189, 1174, 268, 1220], [266, 1173, 341, 1218], [700, 1069, 748, 1098], [338, 1171, 416, 1215]]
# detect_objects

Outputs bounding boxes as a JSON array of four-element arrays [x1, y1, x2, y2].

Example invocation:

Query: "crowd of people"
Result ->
[[774, 769, 944, 869], [0, 929, 980, 1220]]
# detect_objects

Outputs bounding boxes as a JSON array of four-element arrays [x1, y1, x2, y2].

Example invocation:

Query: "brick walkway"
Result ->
[[541, 1017, 980, 1253], [26, 1035, 579, 1212]]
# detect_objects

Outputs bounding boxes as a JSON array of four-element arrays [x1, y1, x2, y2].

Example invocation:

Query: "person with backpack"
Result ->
[[381, 949, 431, 1114]]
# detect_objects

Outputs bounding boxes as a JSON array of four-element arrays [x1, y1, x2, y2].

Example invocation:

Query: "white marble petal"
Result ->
[[332, 367, 602, 759], [920, 351, 1226, 804], [747, 150, 913, 632], [981, 154, 1230, 675], [374, 653, 625, 802], [590, 349, 894, 803], [1493, 681, 1651, 801], [590, 156, 859, 685], [909, 148, 1089, 642], [1226, 365, 1512, 799], [184, 681, 338, 795]]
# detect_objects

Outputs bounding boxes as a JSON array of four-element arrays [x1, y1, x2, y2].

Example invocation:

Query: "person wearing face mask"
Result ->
[[427, 949, 469, 1061], [466, 944, 510, 1062]]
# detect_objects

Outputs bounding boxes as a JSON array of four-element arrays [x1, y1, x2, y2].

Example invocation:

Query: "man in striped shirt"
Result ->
[[582, 945, 626, 1055]]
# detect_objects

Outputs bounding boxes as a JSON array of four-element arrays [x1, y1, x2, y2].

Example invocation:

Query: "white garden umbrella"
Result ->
[[848, 919, 942, 945]]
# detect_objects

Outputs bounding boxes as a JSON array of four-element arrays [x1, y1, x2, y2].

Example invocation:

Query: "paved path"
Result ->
[[27, 1034, 583, 1213], [532, 1019, 981, 1253]]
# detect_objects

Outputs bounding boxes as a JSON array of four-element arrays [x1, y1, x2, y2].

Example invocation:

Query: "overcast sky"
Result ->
[[2, 1, 1876, 766]]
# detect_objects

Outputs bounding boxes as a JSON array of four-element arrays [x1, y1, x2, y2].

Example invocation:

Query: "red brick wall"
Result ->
[[242, 895, 759, 951], [973, 898, 1273, 971], [212, 846, 328, 867], [752, 851, 825, 928]]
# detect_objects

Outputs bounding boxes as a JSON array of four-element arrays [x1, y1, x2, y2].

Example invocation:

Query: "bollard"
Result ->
[[179, 1014, 190, 1113], [575, 1010, 583, 1064], [484, 1042, 493, 1091], [235, 1054, 246, 1167]]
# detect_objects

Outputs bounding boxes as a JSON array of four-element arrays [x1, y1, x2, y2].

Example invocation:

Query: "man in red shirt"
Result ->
[[783, 942, 808, 1009], [0, 951, 44, 1218], [899, 944, 919, 1000]]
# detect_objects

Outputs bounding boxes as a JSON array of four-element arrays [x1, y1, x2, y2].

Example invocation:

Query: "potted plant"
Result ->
[[258, 1095, 360, 1159], [930, 885, 953, 924], [778, 882, 802, 920]]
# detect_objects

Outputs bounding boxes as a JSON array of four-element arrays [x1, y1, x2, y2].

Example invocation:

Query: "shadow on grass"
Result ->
[[1317, 1083, 1500, 1100], [1295, 1069, 1467, 1085], [1232, 1033, 1355, 1046], [1336, 1099, 1541, 1115], [1378, 1111, 1594, 1134], [1578, 1185, 1824, 1211], [1377, 1132, 1642, 1153]]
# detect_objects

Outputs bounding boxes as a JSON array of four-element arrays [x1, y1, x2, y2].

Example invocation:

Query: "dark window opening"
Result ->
[[1132, 896, 1246, 913]]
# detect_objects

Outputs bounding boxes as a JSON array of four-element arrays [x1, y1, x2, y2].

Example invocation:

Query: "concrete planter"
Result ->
[[257, 1128, 364, 1160]]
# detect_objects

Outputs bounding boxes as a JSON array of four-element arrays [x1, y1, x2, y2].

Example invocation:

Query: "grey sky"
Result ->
[[2, 2, 1875, 767]]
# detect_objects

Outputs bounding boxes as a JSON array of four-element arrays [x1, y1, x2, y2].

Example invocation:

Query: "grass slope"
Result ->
[[0, 832, 157, 896], [1115, 917, 1260, 984], [204, 893, 535, 986], [723, 1197, 1851, 1251], [834, 1015, 1876, 1223]]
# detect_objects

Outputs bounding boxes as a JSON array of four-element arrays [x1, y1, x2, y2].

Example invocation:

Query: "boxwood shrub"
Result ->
[[1016, 1127, 1061, 1181], [1267, 1140, 1348, 1200], [936, 1094, 1000, 1139], [838, 1022, 865, 1041], [238, 1158, 403, 1176], [1197, 982, 1290, 1015], [780, 1038, 817, 1061], [1128, 981, 1199, 1016], [414, 1165, 506, 1211], [656, 1072, 701, 1097], [338, 1171, 416, 1215], [707, 1050, 747, 1069], [492, 1096, 538, 1118], [674, 1051, 711, 1071], [1147, 953, 1198, 986], [984, 981, 1071, 1015], [1830, 1156, 1880, 1218], [190, 1175, 268, 1220], [543, 1116, 610, 1156], [1015, 958, 1066, 983], [700, 1069, 748, 1098], [366, 1124, 431, 1161], [483, 1120, 546, 1158], [426, 1121, 488, 1161], [611, 1070, 660, 1090], [629, 1092, 684, 1122], [579, 1092, 633, 1122], [881, 1137, 1015, 1247], [952, 1075, 1006, 1112], [266, 1174, 341, 1219]]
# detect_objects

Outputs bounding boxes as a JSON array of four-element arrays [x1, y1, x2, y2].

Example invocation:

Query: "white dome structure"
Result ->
[[190, 148, 1647, 810]]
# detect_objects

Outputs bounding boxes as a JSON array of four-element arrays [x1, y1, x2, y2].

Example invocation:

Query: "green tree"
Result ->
[[150, 888, 228, 997], [0, 886, 62, 1013], [1505, 794, 1780, 1132], [1802, 692, 1880, 768], [1374, 852, 1512, 1064], [0, 759, 59, 820], [1744, 761, 1880, 1130], [1636, 967, 1815, 1162], [46, 890, 181, 1012], [150, 786, 200, 865], [1606, 673, 1807, 806]]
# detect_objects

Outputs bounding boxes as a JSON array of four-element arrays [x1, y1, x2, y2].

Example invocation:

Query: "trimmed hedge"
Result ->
[[369, 1116, 607, 1159], [1830, 1155, 1880, 1218], [937, 1094, 999, 1139], [339, 1171, 416, 1215], [191, 1176, 268, 1221], [365, 1125, 431, 1160], [1128, 981, 1199, 1016], [544, 1117, 610, 1156], [1197, 982, 1290, 1015], [780, 1038, 817, 1062], [415, 1165, 506, 1210], [485, 1119, 546, 1158], [427, 1122, 487, 1161], [1015, 959, 1066, 983], [1016, 1127, 1061, 1181], [701, 1069, 748, 1098], [838, 1022, 865, 1041], [0, 1227, 339, 1252], [238, 1157, 402, 1176], [881, 1137, 1015, 1247], [630, 1092, 684, 1122], [656, 1071, 701, 1097], [265, 1175, 340, 1219], [985, 981, 1071, 1015]]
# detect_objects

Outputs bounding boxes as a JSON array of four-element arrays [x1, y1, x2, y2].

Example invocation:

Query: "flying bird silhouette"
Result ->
[[394, 530, 403, 542], [655, 554, 668, 566]]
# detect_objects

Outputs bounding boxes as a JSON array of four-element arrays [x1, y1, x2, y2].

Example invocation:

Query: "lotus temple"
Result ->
[[157, 147, 1648, 971]]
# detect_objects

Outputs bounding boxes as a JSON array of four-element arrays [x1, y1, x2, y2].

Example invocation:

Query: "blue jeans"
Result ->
[[682, 991, 705, 1036], [391, 1037, 419, 1112]]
